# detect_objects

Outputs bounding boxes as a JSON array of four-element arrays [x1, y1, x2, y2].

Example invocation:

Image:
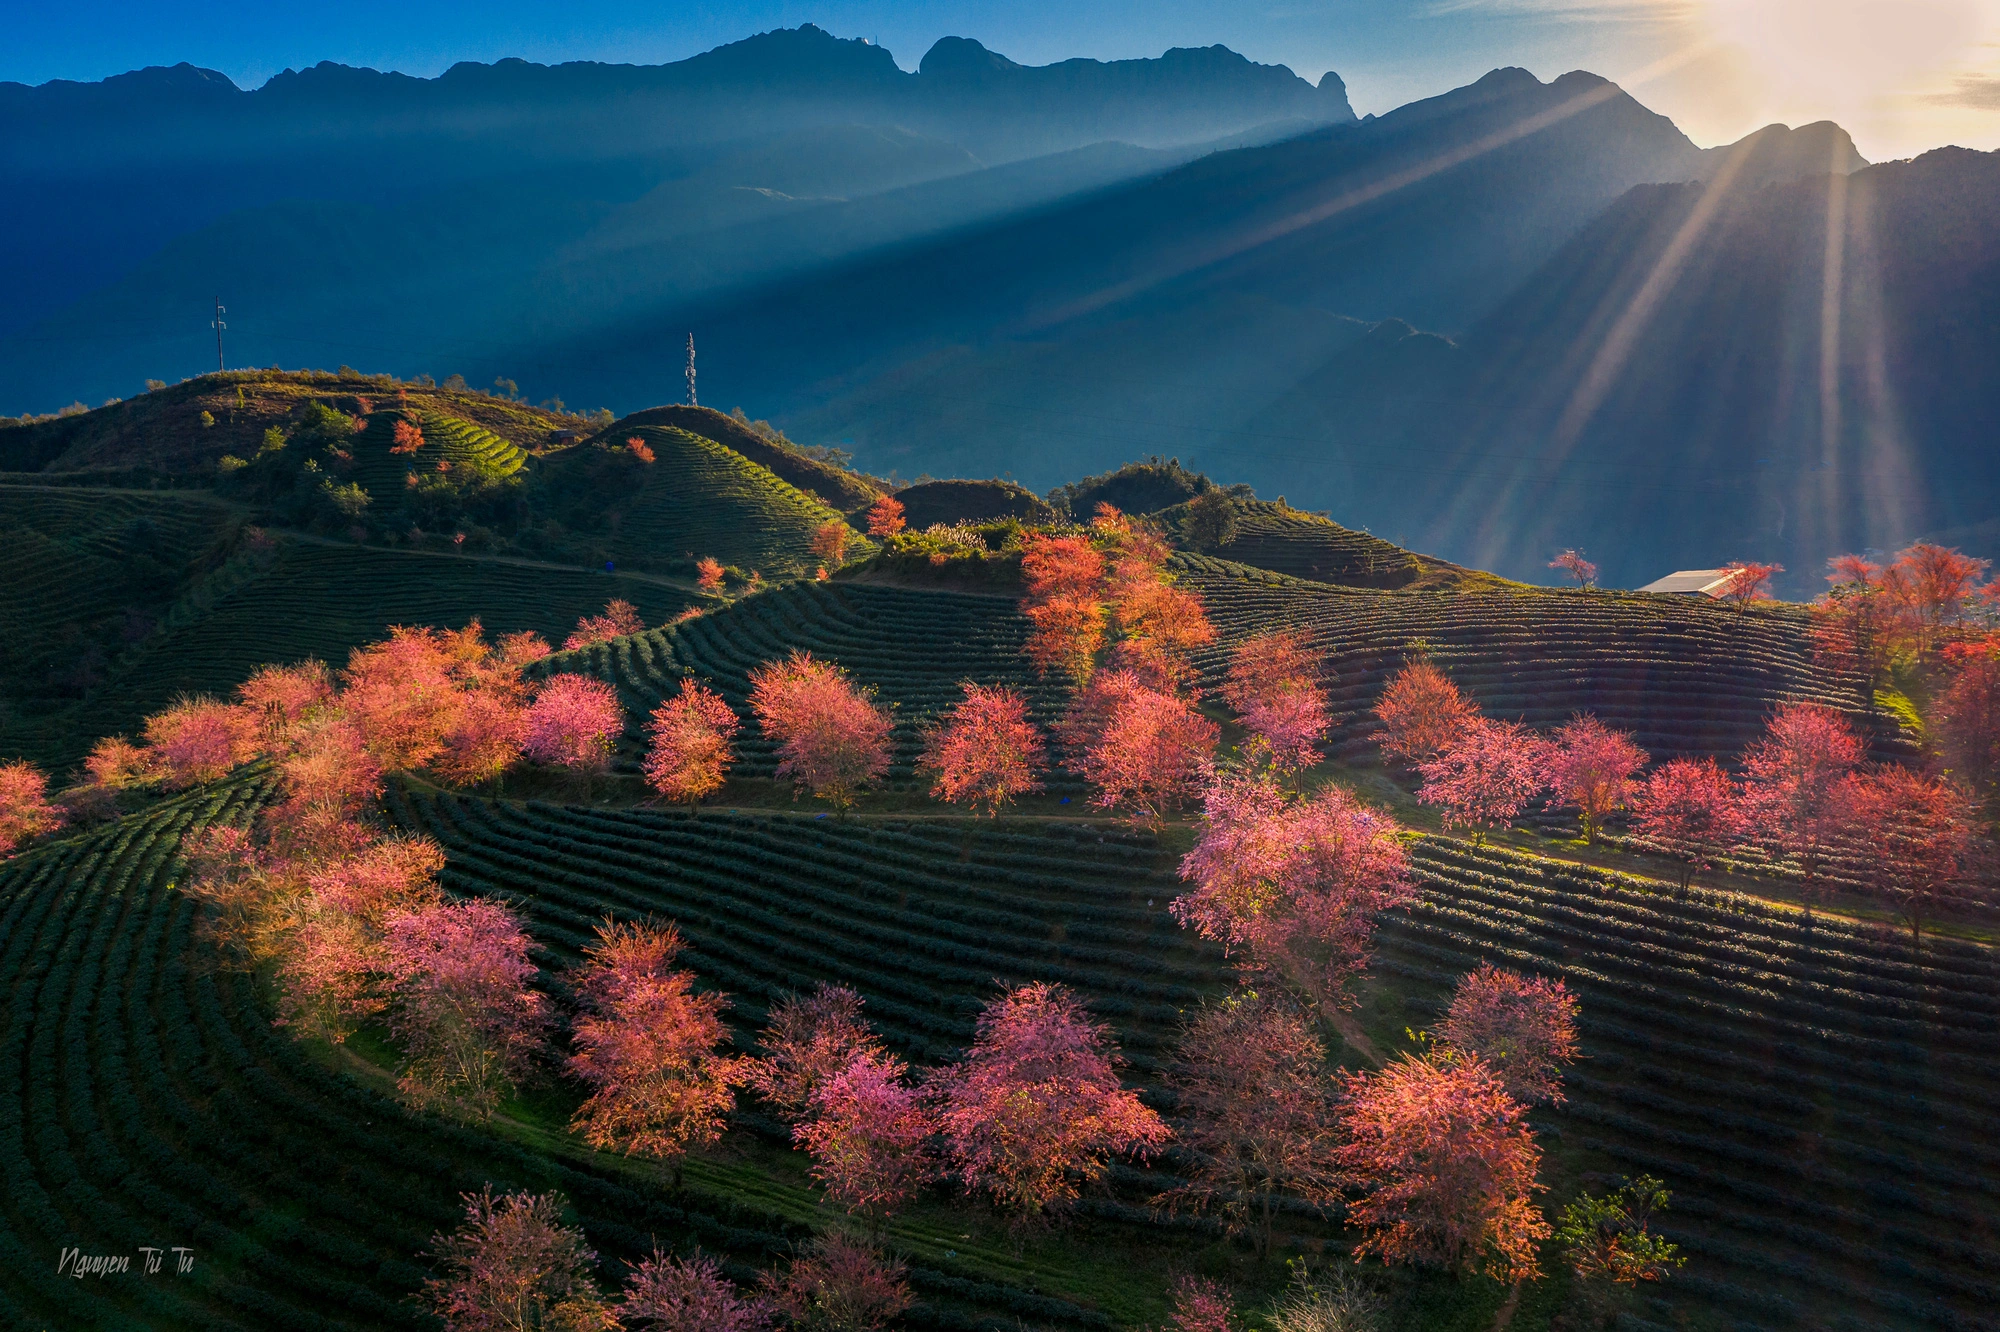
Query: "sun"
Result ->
[[1693, 0, 1994, 110]]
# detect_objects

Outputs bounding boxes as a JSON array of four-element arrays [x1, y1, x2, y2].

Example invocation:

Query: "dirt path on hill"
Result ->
[[284, 530, 711, 593], [1489, 1281, 1523, 1331]]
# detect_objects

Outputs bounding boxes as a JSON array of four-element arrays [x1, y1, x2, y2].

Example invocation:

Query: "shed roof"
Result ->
[[1637, 569, 1732, 596]]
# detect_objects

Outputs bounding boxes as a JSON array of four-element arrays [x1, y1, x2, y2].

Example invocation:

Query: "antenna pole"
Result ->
[[685, 334, 697, 407], [212, 298, 227, 372]]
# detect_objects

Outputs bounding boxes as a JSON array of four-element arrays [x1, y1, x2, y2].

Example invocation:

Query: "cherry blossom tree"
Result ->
[[760, 1235, 911, 1332], [1334, 1051, 1550, 1284], [143, 697, 258, 788], [1741, 701, 1863, 901], [747, 652, 892, 812], [1436, 963, 1581, 1106], [277, 835, 447, 1040], [1810, 555, 1895, 708], [524, 674, 625, 776], [1375, 660, 1479, 768], [564, 600, 645, 650], [1160, 993, 1342, 1255], [745, 983, 885, 1125], [1019, 532, 1107, 683], [432, 688, 530, 789], [929, 982, 1169, 1220], [795, 1052, 937, 1222], [1882, 541, 1988, 658], [919, 682, 1045, 815], [566, 919, 745, 1165], [865, 493, 906, 539], [1628, 758, 1746, 888], [422, 1187, 616, 1332], [384, 897, 547, 1117], [643, 679, 739, 808], [1174, 777, 1414, 1013], [1158, 1277, 1242, 1332], [85, 735, 154, 789], [236, 660, 335, 741], [1417, 719, 1548, 844], [619, 1250, 773, 1331], [1222, 631, 1329, 777], [1061, 672, 1218, 823], [810, 521, 853, 570], [343, 627, 473, 771], [1844, 766, 1977, 945], [1542, 714, 1647, 843], [0, 761, 65, 856], [1936, 636, 2000, 812], [626, 438, 656, 464], [1549, 550, 1597, 588], [696, 557, 726, 594], [390, 417, 425, 455], [1714, 561, 1783, 613]]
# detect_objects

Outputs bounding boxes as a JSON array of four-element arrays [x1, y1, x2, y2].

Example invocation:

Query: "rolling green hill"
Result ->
[[535, 425, 867, 577], [0, 369, 576, 477], [1173, 499, 1504, 591], [600, 405, 881, 510]]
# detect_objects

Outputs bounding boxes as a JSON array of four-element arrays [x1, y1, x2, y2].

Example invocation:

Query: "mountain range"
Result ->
[[8, 25, 1999, 588]]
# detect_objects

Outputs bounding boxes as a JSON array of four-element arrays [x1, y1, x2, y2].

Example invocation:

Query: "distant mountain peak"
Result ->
[[919, 37, 1021, 78]]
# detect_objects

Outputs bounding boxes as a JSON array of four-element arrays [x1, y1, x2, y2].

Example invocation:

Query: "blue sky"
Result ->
[[8, 1, 2000, 158]]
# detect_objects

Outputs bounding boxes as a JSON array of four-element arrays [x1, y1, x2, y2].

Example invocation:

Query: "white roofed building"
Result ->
[[1637, 569, 1734, 597]]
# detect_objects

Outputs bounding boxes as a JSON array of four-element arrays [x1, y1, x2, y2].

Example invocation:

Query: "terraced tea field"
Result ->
[[541, 426, 859, 577], [343, 412, 529, 498], [1180, 557, 1906, 763], [544, 580, 1083, 788], [1187, 501, 1487, 590], [2, 541, 704, 773], [0, 785, 1112, 1332], [388, 786, 2000, 1332]]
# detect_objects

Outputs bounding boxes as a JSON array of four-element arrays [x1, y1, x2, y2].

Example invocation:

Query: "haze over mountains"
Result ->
[[8, 23, 2000, 588]]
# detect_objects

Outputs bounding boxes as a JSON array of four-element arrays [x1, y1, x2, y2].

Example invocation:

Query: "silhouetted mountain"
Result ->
[[550, 72, 1858, 487], [1305, 143, 2000, 590], [0, 26, 1350, 341]]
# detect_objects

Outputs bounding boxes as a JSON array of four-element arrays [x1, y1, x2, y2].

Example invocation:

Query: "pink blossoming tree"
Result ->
[[929, 982, 1169, 1221], [1174, 777, 1414, 1013]]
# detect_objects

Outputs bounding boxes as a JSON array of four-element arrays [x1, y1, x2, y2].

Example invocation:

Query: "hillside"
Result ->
[[0, 369, 577, 476], [0, 338, 1993, 1332], [535, 425, 862, 576], [1181, 555, 1909, 762], [597, 405, 880, 510], [0, 519, 708, 773], [1171, 500, 1501, 591], [5, 754, 1994, 1330]]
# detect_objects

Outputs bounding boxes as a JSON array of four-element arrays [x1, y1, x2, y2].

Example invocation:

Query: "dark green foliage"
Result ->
[[1179, 488, 1239, 551], [890, 479, 1055, 529], [1050, 457, 1215, 519]]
